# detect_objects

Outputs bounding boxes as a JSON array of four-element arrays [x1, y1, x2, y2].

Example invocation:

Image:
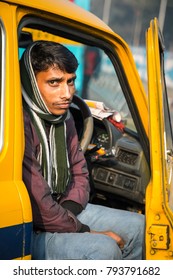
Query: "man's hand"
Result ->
[[90, 230, 125, 249]]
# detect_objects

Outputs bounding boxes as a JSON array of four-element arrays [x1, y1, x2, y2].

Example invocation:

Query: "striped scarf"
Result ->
[[20, 42, 70, 195]]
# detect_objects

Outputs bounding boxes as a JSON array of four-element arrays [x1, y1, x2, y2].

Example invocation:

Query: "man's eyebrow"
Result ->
[[47, 74, 76, 82], [47, 77, 63, 82]]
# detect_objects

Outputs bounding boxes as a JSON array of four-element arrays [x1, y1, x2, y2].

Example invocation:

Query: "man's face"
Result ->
[[35, 66, 76, 115]]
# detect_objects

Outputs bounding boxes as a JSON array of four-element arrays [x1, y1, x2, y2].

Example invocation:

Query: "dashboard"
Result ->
[[89, 118, 150, 206]]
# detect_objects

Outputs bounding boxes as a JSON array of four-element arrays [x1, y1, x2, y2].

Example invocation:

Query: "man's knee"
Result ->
[[86, 235, 122, 260]]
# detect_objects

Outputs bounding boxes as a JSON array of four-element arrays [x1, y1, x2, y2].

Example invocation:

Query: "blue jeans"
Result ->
[[32, 203, 145, 260]]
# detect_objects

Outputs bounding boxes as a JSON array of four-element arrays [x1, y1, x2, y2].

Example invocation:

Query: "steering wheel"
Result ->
[[71, 95, 93, 153]]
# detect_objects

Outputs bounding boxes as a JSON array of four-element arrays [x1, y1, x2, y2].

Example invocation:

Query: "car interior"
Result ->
[[18, 16, 151, 215]]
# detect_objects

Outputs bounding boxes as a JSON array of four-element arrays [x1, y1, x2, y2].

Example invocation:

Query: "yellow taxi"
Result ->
[[0, 0, 173, 260]]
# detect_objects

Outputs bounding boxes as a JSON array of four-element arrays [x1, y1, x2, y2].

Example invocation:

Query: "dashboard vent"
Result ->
[[116, 149, 138, 165]]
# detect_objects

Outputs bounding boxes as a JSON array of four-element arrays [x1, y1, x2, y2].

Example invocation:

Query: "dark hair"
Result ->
[[30, 41, 79, 74]]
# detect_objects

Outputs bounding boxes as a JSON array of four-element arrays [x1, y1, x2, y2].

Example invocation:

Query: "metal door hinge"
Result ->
[[148, 224, 170, 250]]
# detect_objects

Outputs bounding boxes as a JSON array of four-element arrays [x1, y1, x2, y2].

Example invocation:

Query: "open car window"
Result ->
[[81, 47, 135, 129], [19, 30, 136, 134]]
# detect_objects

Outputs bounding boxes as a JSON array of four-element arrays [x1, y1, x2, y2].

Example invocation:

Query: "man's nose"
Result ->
[[62, 84, 72, 99]]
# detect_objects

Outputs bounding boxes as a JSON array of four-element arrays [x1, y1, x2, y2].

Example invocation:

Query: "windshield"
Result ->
[[68, 44, 136, 132]]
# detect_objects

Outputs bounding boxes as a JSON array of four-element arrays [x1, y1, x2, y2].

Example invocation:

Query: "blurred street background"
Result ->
[[69, 0, 173, 118]]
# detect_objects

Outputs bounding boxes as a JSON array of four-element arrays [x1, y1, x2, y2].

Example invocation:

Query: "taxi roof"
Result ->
[[3, 0, 114, 35]]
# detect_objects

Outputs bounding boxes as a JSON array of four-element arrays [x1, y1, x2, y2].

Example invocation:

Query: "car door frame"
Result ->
[[145, 17, 173, 260]]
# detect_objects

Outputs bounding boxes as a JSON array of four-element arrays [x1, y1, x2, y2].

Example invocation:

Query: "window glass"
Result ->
[[161, 54, 173, 211]]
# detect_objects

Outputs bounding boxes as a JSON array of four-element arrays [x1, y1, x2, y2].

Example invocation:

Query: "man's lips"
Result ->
[[53, 102, 71, 109]]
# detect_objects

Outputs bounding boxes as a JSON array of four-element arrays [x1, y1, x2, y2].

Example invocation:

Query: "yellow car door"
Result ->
[[145, 18, 173, 260], [0, 1, 32, 260]]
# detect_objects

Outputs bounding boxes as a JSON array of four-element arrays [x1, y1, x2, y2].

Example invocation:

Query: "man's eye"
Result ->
[[49, 80, 57, 85], [68, 78, 75, 85]]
